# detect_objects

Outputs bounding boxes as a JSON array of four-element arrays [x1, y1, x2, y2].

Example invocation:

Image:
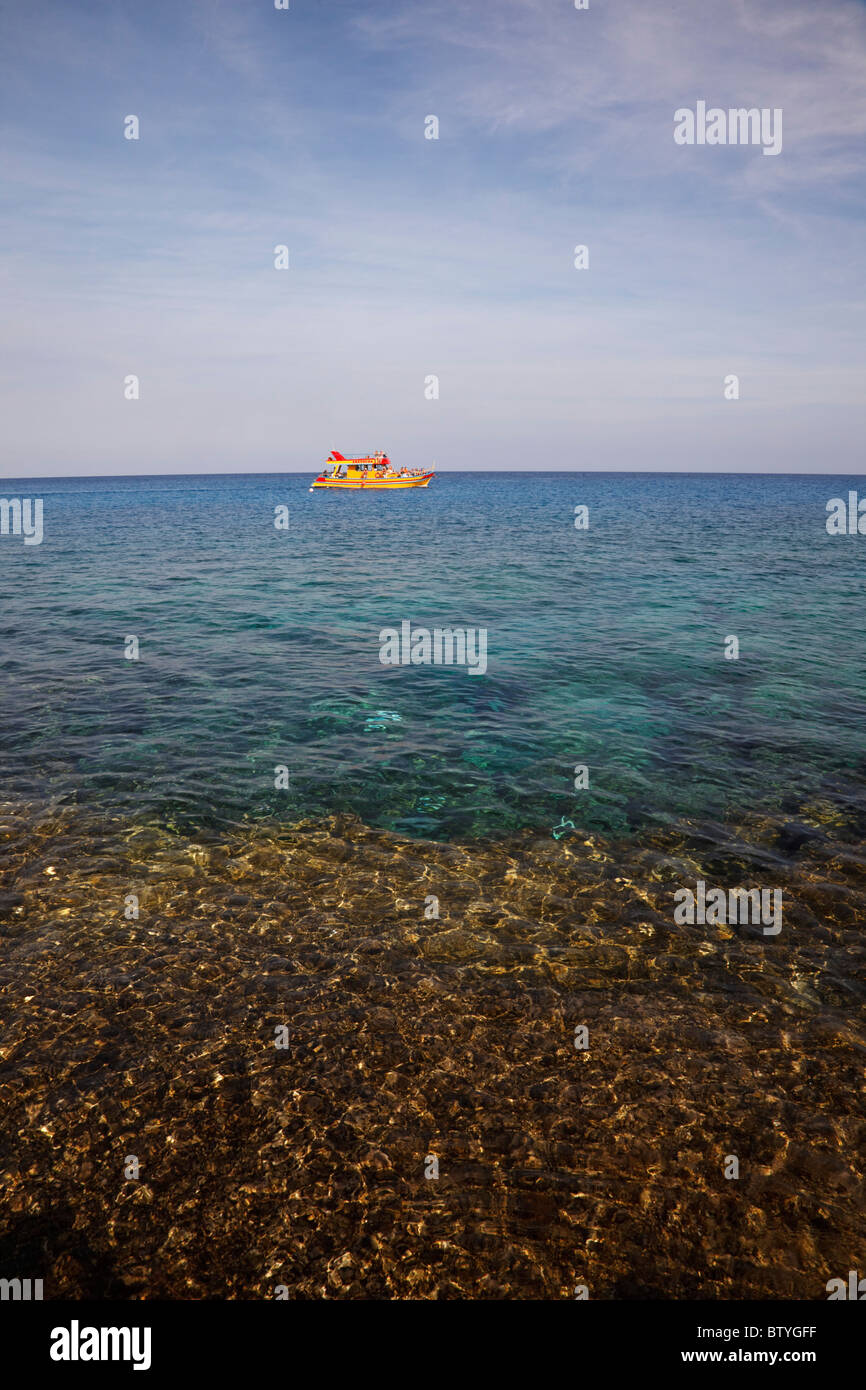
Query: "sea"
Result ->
[[0, 470, 863, 1299], [3, 470, 865, 838]]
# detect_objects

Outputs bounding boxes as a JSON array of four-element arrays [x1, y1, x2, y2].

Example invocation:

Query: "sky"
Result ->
[[1, 0, 865, 475]]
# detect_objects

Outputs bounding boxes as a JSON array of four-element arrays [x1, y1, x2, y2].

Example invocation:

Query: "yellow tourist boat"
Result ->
[[310, 451, 435, 490]]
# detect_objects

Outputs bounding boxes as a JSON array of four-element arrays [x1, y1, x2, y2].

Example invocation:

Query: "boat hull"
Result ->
[[311, 472, 434, 489]]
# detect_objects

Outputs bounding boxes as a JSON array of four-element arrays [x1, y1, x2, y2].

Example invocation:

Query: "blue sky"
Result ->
[[1, 0, 865, 474]]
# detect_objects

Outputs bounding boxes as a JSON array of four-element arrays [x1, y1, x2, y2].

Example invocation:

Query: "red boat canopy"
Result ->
[[327, 450, 391, 468]]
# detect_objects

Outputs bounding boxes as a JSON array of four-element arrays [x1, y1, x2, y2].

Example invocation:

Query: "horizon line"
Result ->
[[3, 468, 866, 483]]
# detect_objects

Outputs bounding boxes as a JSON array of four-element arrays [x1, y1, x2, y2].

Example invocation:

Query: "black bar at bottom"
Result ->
[[1, 1298, 857, 1377]]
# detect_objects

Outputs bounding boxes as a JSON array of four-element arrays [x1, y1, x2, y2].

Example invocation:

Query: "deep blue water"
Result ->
[[1, 471, 865, 841]]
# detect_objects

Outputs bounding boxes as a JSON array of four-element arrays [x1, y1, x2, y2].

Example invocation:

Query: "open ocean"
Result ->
[[1, 470, 864, 1299], [3, 470, 866, 838]]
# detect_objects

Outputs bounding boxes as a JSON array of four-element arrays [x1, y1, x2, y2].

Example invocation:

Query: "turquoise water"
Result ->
[[1, 471, 865, 840]]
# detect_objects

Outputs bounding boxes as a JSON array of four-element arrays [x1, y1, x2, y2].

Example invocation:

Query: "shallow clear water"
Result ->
[[2, 471, 865, 841], [1, 471, 865, 1300]]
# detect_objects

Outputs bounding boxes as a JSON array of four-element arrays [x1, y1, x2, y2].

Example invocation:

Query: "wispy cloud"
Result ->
[[0, 0, 864, 474]]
